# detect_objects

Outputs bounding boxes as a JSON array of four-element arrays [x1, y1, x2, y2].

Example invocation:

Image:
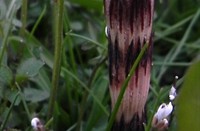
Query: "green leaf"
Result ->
[[176, 61, 200, 131], [31, 69, 51, 92], [23, 87, 49, 102], [0, 65, 13, 85], [5, 89, 21, 106], [17, 57, 45, 77]]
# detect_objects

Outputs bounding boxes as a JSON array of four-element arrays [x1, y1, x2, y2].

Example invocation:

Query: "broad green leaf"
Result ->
[[31, 69, 51, 92], [23, 87, 49, 102], [0, 65, 13, 85], [176, 61, 200, 131], [17, 57, 45, 77], [5, 89, 21, 106]]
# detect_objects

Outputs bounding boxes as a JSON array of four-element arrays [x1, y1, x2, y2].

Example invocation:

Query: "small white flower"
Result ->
[[169, 85, 177, 101], [152, 102, 173, 130], [152, 76, 178, 130], [155, 102, 173, 122], [31, 117, 40, 130], [31, 117, 44, 131]]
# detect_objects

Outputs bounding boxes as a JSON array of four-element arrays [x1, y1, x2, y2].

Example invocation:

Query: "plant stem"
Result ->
[[45, 117, 54, 129], [15, 82, 31, 120], [20, 0, 27, 36], [67, 33, 107, 50], [106, 43, 148, 131], [76, 57, 107, 131], [30, 5, 46, 36], [48, 0, 64, 119], [62, 67, 109, 116]]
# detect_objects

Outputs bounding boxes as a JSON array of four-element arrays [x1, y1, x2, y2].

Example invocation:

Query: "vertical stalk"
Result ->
[[20, 0, 27, 36], [48, 0, 64, 119], [104, 0, 154, 130], [106, 43, 148, 131], [16, 82, 31, 120]]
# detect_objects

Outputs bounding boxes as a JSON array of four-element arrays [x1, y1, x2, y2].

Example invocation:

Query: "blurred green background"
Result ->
[[0, 0, 200, 130]]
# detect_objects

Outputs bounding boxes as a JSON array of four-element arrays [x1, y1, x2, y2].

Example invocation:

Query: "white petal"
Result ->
[[31, 117, 40, 129], [169, 86, 177, 100], [169, 95, 175, 100], [155, 102, 173, 122], [155, 103, 167, 121], [163, 118, 168, 125]]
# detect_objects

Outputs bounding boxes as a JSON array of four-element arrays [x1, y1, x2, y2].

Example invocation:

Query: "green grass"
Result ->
[[0, 0, 200, 131]]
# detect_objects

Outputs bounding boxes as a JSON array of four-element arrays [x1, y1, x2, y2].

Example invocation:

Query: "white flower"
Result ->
[[155, 102, 173, 122], [152, 102, 173, 130], [31, 117, 40, 130], [169, 85, 177, 101], [152, 76, 178, 130], [31, 117, 44, 131]]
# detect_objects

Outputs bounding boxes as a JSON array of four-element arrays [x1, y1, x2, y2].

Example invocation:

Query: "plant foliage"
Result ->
[[0, 0, 199, 130]]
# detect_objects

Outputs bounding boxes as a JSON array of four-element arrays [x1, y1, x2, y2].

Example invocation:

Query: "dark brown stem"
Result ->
[[104, 0, 154, 130]]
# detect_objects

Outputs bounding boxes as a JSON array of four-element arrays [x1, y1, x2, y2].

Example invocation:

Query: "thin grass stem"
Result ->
[[153, 62, 192, 66], [62, 67, 109, 116], [15, 82, 31, 120], [155, 15, 193, 41], [45, 117, 54, 129], [48, 0, 64, 119], [0, 92, 20, 130], [30, 5, 46, 36], [76, 57, 107, 131], [20, 0, 27, 36], [157, 9, 200, 80], [67, 33, 107, 50]]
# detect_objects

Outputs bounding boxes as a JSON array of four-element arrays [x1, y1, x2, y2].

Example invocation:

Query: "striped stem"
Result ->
[[104, 0, 154, 130]]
